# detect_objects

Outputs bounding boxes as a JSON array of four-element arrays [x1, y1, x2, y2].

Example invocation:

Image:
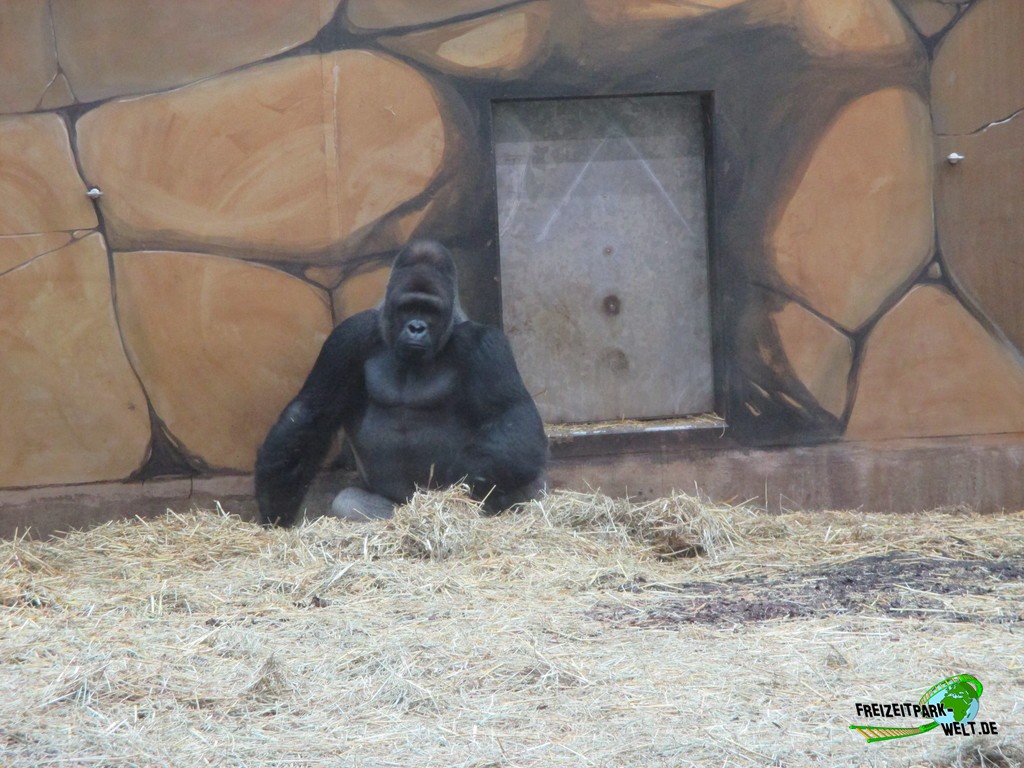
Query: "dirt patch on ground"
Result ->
[[588, 553, 1024, 627]]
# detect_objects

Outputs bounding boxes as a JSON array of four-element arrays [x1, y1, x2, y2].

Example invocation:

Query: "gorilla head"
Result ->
[[381, 240, 465, 362]]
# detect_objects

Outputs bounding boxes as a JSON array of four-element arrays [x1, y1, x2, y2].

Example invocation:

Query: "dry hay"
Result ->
[[1, 488, 1023, 767]]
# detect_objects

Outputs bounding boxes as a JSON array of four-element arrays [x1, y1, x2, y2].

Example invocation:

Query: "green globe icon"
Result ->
[[923, 674, 983, 725]]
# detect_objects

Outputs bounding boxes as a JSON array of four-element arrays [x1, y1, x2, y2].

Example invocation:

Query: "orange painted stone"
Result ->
[[584, 0, 745, 23], [771, 302, 853, 418], [114, 251, 333, 471], [789, 0, 912, 55], [0, 113, 97, 235], [936, 117, 1024, 356], [77, 52, 447, 261], [932, 0, 1024, 135], [0, 233, 71, 275], [381, 3, 551, 79], [0, 234, 151, 488], [770, 88, 933, 331], [332, 264, 391, 320], [38, 74, 75, 111], [392, 206, 433, 244], [51, 0, 339, 103], [0, 3, 66, 113], [346, 0, 523, 31], [846, 286, 1024, 440]]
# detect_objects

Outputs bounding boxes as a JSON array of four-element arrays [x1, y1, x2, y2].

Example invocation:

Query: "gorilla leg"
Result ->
[[329, 487, 396, 521]]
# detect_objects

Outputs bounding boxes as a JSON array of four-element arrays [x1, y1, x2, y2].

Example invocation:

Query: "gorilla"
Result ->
[[255, 240, 548, 527]]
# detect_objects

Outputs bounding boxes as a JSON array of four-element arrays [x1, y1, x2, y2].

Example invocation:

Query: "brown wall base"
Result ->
[[3, 434, 1024, 539], [548, 432, 1024, 514], [0, 475, 259, 539]]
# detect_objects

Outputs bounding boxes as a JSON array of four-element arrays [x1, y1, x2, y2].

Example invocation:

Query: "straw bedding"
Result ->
[[1, 488, 1022, 767]]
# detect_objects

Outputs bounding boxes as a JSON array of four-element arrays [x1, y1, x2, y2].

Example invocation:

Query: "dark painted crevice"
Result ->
[[59, 35, 324, 122], [127, 408, 205, 482], [839, 326, 867, 434], [32, 0, 77, 112], [0, 234, 77, 279], [922, 1, 975, 58], [836, 275, 944, 434], [937, 251, 1024, 371], [832, 252, 940, 433], [889, 0, 948, 50], [849, 252, 936, 339], [748, 281, 854, 339]]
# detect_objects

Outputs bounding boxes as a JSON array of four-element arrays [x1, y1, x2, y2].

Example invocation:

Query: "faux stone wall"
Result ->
[[1, 0, 1022, 495]]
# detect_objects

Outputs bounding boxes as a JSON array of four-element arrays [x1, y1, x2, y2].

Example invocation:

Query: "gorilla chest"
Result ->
[[362, 354, 460, 412], [350, 354, 471, 498]]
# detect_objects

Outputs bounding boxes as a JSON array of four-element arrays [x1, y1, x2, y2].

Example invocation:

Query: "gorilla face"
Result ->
[[390, 290, 448, 361], [382, 240, 460, 362]]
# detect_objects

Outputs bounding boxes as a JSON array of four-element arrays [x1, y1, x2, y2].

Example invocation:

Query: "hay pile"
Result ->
[[1, 489, 1022, 767]]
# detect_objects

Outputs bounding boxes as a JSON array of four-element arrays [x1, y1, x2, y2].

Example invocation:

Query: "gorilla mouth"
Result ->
[[397, 340, 432, 360]]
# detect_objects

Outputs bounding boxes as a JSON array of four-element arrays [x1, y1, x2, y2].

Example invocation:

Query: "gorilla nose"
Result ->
[[406, 320, 428, 337]]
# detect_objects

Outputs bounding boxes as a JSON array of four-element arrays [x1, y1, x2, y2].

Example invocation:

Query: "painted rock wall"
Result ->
[[0, 0, 1021, 491]]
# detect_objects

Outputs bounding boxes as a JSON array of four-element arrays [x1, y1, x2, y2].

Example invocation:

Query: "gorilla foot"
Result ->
[[329, 488, 396, 521]]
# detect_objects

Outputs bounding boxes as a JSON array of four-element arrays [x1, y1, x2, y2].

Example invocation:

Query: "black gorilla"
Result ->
[[255, 240, 548, 527]]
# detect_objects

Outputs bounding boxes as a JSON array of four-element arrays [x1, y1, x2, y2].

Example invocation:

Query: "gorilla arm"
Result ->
[[450, 323, 548, 512], [255, 310, 381, 527]]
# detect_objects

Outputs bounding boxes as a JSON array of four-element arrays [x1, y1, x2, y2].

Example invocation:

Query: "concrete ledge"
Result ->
[[549, 433, 1024, 513], [3, 434, 1024, 538], [0, 475, 258, 539]]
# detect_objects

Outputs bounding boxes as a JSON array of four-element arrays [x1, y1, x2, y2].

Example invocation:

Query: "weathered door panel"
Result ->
[[494, 95, 714, 423]]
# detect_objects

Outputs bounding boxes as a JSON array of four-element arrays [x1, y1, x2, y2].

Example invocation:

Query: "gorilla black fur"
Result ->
[[255, 240, 548, 527]]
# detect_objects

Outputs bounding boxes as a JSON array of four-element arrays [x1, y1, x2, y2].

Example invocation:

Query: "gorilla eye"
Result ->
[[406, 304, 437, 317], [397, 292, 445, 315]]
